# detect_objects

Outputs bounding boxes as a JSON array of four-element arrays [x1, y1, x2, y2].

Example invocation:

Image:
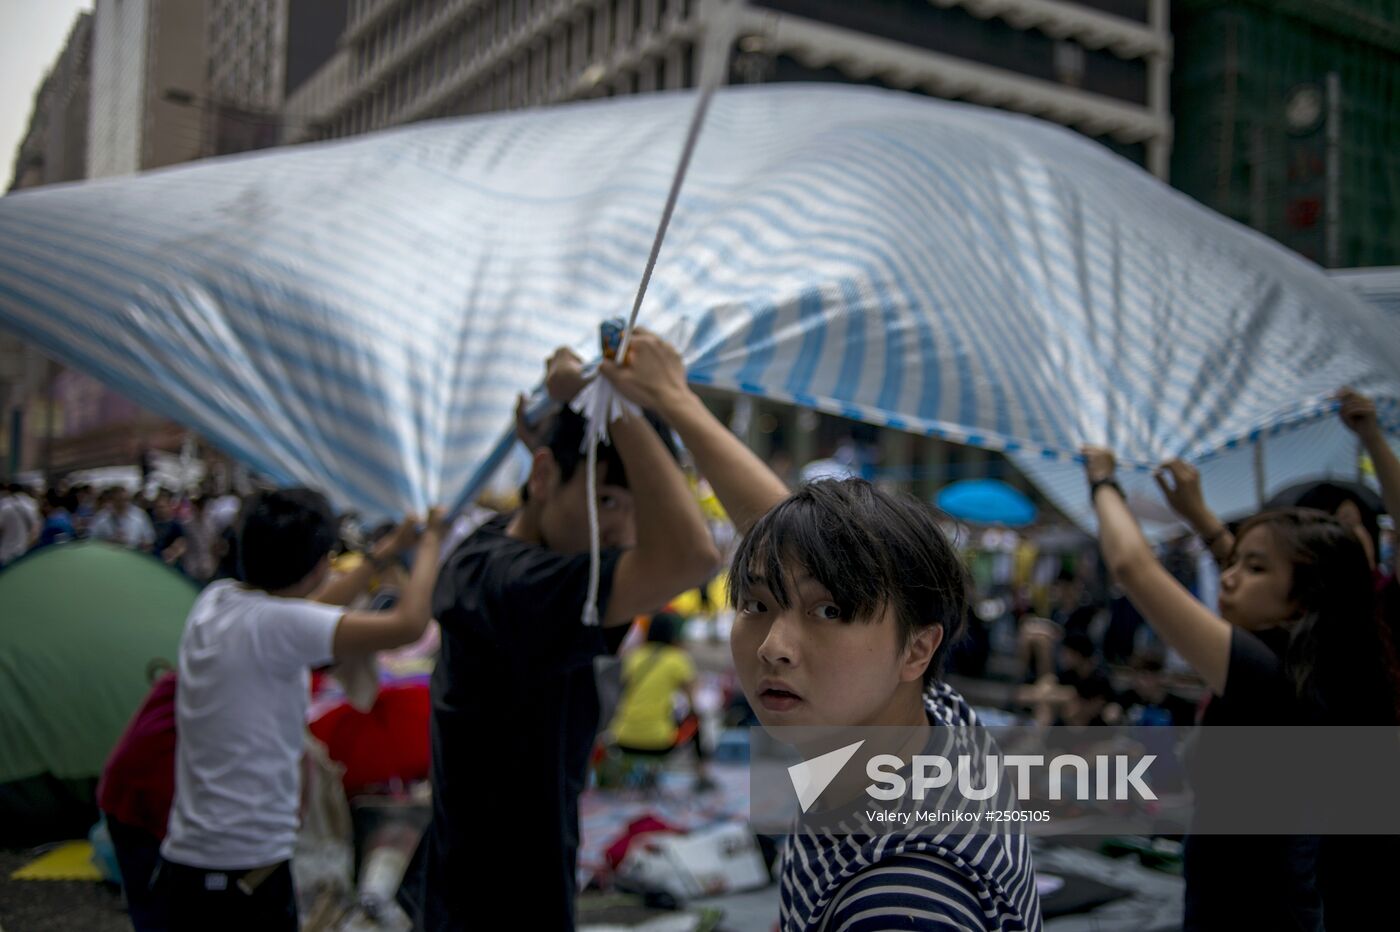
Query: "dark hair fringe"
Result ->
[[727, 479, 970, 687]]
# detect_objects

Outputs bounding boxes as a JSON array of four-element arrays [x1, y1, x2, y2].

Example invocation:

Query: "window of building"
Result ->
[[614, 0, 630, 48], [680, 41, 694, 88], [1054, 40, 1085, 88]]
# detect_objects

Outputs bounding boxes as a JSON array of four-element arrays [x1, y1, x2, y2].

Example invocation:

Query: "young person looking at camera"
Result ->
[[728, 479, 1042, 932]]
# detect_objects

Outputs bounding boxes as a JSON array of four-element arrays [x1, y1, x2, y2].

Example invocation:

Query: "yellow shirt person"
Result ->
[[611, 613, 697, 752]]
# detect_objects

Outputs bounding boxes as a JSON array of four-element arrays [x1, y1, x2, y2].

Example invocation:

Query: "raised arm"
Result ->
[[600, 404, 723, 626], [331, 508, 448, 657], [314, 516, 420, 607], [1155, 459, 1235, 566], [600, 330, 789, 536], [1338, 388, 1400, 576], [1086, 447, 1232, 694], [530, 346, 720, 628]]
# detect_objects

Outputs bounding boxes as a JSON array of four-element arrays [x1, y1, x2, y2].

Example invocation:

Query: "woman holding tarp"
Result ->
[[1080, 404, 1400, 930]]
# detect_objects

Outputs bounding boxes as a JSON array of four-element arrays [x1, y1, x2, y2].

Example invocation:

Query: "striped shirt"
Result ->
[[778, 682, 1043, 931]]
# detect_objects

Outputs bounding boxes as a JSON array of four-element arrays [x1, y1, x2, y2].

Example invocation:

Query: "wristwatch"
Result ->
[[1089, 477, 1124, 500]]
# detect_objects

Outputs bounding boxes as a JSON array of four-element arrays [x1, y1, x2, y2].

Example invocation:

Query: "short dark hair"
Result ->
[[521, 406, 679, 502], [237, 488, 337, 591], [727, 479, 970, 687], [647, 611, 684, 645]]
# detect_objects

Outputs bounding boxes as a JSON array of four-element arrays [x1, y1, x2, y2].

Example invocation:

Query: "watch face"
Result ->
[[1286, 85, 1323, 133]]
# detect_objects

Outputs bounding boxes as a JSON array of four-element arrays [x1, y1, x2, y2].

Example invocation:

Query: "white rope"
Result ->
[[580, 0, 744, 625], [582, 436, 602, 626]]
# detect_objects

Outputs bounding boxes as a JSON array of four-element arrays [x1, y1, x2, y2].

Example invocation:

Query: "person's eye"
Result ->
[[740, 598, 767, 615], [598, 494, 619, 510], [812, 603, 843, 621]]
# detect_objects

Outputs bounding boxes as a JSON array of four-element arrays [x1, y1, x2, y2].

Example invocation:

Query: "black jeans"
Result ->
[[105, 816, 168, 932], [159, 858, 297, 932]]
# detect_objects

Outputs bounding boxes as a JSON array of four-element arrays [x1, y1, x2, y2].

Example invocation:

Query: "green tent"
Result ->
[[0, 542, 196, 844]]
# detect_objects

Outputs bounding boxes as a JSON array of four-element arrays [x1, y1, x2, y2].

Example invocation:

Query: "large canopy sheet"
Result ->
[[0, 85, 1396, 527], [1332, 267, 1400, 324]]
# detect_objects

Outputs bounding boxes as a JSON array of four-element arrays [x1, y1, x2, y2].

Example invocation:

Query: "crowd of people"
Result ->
[[7, 330, 1399, 932], [0, 479, 245, 581]]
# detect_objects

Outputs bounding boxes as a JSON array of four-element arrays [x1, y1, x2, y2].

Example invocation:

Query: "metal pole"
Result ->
[[1325, 71, 1341, 268]]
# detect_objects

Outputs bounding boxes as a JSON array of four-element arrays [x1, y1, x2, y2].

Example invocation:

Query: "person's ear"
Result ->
[[526, 448, 559, 503], [901, 623, 943, 684]]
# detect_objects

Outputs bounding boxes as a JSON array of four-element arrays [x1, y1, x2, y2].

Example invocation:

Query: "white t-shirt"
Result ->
[[90, 507, 155, 549], [161, 580, 343, 870], [0, 495, 30, 564]]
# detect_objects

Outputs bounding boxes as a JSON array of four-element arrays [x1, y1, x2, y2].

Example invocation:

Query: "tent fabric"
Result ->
[[0, 542, 194, 787], [0, 84, 1396, 528]]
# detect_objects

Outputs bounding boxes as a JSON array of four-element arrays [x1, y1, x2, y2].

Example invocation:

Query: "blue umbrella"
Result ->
[[936, 480, 1038, 527]]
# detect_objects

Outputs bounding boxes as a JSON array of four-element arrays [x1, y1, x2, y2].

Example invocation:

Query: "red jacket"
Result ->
[[98, 673, 177, 839]]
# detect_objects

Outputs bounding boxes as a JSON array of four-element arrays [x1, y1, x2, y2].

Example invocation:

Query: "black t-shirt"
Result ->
[[1185, 627, 1325, 932], [404, 515, 628, 931]]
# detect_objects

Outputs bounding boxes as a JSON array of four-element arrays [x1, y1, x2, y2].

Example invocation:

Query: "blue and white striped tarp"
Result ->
[[1332, 267, 1400, 325], [0, 85, 1396, 527]]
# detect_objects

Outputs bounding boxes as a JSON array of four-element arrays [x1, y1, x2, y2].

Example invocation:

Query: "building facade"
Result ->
[[7, 13, 93, 192], [1171, 0, 1400, 268], [3, 14, 96, 476], [301, 0, 1170, 176], [87, 0, 209, 178], [209, 0, 293, 112], [208, 0, 350, 152]]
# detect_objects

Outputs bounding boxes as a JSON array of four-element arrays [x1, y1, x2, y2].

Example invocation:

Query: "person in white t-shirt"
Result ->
[[0, 484, 37, 565], [158, 488, 447, 931], [89, 486, 156, 551]]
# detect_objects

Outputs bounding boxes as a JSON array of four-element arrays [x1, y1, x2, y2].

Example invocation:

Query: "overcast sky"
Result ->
[[1, 0, 95, 185]]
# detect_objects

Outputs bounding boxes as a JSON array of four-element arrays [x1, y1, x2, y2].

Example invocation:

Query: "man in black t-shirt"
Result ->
[[401, 336, 789, 931]]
